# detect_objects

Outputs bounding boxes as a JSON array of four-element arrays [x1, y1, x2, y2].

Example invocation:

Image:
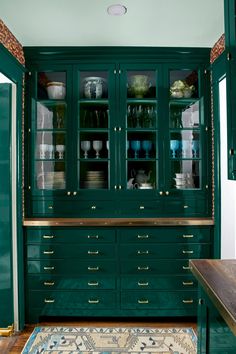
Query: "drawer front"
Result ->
[[118, 201, 163, 217], [121, 275, 197, 290], [26, 228, 116, 244], [120, 260, 193, 274], [121, 290, 197, 309], [119, 227, 211, 243], [120, 243, 210, 259], [27, 275, 116, 290], [27, 244, 116, 259], [27, 260, 117, 275], [165, 198, 207, 216], [28, 290, 117, 309]]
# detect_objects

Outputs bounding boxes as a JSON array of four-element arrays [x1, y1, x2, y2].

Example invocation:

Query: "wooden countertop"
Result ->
[[190, 259, 236, 336], [23, 217, 214, 227]]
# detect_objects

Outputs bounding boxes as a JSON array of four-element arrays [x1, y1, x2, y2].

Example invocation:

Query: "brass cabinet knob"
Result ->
[[159, 191, 163, 195], [73, 191, 77, 196], [48, 205, 53, 209], [91, 205, 96, 210], [67, 191, 71, 196], [139, 205, 145, 210], [165, 191, 169, 195]]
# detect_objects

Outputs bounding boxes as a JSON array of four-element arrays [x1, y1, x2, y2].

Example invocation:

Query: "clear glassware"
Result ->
[[93, 140, 103, 158], [142, 140, 152, 158], [81, 140, 91, 158], [170, 140, 179, 158], [47, 144, 55, 159], [56, 144, 65, 159], [192, 140, 199, 158], [131, 140, 141, 159], [39, 144, 48, 159]]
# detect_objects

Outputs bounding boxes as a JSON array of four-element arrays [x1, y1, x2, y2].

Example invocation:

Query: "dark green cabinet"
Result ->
[[24, 48, 211, 217]]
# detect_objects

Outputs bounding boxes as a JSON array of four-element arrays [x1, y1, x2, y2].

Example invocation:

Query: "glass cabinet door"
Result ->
[[168, 69, 202, 191], [120, 68, 158, 192], [77, 67, 115, 191], [34, 71, 67, 192]]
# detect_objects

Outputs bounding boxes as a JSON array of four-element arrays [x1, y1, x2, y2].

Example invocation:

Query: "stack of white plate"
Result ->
[[84, 170, 106, 189], [173, 173, 194, 189], [37, 171, 65, 189]]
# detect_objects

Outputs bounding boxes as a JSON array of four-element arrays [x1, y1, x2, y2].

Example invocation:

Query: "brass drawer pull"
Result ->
[[88, 299, 99, 304], [139, 205, 145, 210], [182, 234, 194, 238], [88, 250, 99, 255], [44, 299, 55, 303], [183, 299, 194, 304], [138, 299, 149, 304], [91, 205, 97, 210], [43, 266, 55, 270], [88, 235, 99, 239], [182, 250, 194, 254], [183, 205, 189, 209], [88, 266, 99, 271], [138, 266, 149, 271], [182, 266, 191, 270], [48, 205, 53, 210], [138, 281, 149, 286], [182, 281, 194, 286], [44, 281, 55, 286], [88, 281, 99, 286], [137, 250, 149, 255], [137, 234, 149, 239], [43, 250, 54, 255], [43, 235, 54, 239]]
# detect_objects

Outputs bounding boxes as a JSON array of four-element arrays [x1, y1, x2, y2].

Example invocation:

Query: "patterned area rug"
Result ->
[[21, 326, 197, 354]]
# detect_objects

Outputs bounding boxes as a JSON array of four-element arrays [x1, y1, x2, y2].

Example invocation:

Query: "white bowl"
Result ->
[[46, 82, 66, 99]]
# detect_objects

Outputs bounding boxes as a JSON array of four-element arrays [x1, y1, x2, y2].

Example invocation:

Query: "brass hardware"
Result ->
[[28, 186, 31, 190], [227, 52, 232, 61], [88, 250, 99, 255], [159, 191, 163, 195], [48, 205, 53, 209], [44, 299, 55, 303], [43, 235, 54, 239], [67, 191, 71, 196], [28, 128, 31, 133], [44, 281, 55, 286], [165, 191, 169, 196], [114, 69, 117, 74], [183, 205, 189, 209], [88, 266, 99, 271], [118, 69, 121, 74], [182, 234, 194, 238], [0, 325, 14, 337], [182, 266, 191, 270], [138, 281, 149, 286], [138, 266, 149, 271], [28, 71, 32, 76], [88, 281, 99, 286], [118, 127, 122, 131], [88, 299, 99, 304], [91, 205, 96, 210], [182, 281, 194, 286], [137, 234, 149, 239], [137, 250, 149, 255], [43, 266, 55, 270], [73, 191, 77, 196], [204, 69, 207, 74], [199, 298, 204, 305], [43, 250, 54, 255], [88, 235, 99, 239], [138, 299, 149, 304], [205, 184, 209, 189], [139, 206, 145, 210], [118, 185, 122, 189], [182, 250, 194, 254], [183, 299, 194, 304], [114, 185, 118, 189], [205, 126, 208, 131], [114, 127, 117, 131]]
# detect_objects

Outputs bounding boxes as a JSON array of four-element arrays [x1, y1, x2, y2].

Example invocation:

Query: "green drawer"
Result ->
[[121, 290, 197, 310], [26, 228, 116, 244], [27, 260, 117, 275], [27, 275, 116, 290], [27, 244, 116, 259], [165, 198, 207, 216], [121, 275, 197, 290], [118, 201, 162, 217], [119, 227, 211, 243], [120, 243, 210, 259], [28, 290, 117, 309], [121, 259, 193, 274]]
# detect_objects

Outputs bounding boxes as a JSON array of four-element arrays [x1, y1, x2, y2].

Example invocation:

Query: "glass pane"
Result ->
[[127, 161, 156, 189], [38, 72, 66, 100], [170, 70, 198, 99], [79, 103, 109, 129], [127, 71, 156, 98], [80, 71, 108, 99], [79, 161, 108, 189], [169, 101, 199, 129], [127, 103, 157, 129], [170, 131, 200, 159], [171, 160, 200, 189], [35, 161, 65, 190], [37, 102, 66, 129], [36, 132, 66, 160]]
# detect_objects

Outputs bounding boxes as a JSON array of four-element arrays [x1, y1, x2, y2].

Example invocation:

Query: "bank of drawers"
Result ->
[[25, 226, 212, 321]]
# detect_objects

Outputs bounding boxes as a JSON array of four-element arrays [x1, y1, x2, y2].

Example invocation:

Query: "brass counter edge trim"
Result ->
[[190, 261, 236, 336], [0, 324, 14, 337], [23, 218, 214, 227]]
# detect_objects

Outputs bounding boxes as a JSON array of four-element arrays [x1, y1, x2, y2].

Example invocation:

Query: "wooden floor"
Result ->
[[0, 319, 197, 353]]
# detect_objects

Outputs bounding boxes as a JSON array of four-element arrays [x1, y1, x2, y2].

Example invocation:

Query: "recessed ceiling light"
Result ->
[[107, 4, 127, 16]]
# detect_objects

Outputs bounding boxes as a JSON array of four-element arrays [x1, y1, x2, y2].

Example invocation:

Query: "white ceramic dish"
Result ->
[[46, 81, 66, 99]]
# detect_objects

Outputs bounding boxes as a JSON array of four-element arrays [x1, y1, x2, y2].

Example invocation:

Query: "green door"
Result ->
[[0, 83, 13, 327]]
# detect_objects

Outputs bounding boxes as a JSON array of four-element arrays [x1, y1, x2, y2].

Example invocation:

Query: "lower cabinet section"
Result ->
[[25, 225, 213, 322]]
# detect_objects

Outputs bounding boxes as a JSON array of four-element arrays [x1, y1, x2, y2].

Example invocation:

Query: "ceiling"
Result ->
[[0, 0, 224, 48]]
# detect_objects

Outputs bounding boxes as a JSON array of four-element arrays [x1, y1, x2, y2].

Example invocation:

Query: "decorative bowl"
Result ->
[[129, 74, 151, 98], [46, 81, 66, 99], [83, 77, 106, 99]]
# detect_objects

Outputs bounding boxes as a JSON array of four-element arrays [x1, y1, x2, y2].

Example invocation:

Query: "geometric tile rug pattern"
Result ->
[[21, 326, 197, 354]]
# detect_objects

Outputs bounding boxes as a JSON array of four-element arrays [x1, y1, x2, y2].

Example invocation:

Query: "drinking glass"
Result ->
[[181, 140, 190, 158], [192, 140, 199, 158], [131, 140, 141, 159], [39, 144, 48, 159], [170, 140, 179, 158], [56, 144, 65, 159], [93, 140, 103, 158], [47, 144, 55, 159], [81, 140, 91, 158], [142, 140, 152, 158]]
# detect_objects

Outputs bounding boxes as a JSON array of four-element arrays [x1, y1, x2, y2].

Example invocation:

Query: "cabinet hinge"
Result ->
[[227, 52, 232, 61]]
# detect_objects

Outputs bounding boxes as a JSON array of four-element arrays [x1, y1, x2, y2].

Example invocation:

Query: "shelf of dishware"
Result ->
[[126, 103, 157, 129], [35, 161, 66, 190], [79, 103, 109, 129], [79, 161, 108, 189], [171, 159, 200, 190]]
